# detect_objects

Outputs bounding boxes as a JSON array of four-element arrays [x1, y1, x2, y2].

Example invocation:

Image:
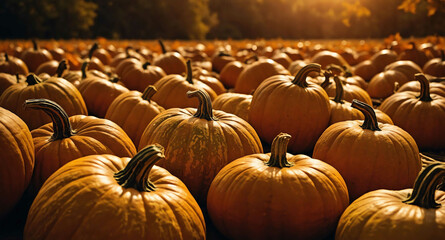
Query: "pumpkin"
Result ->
[[20, 40, 53, 72], [313, 100, 421, 200], [152, 60, 217, 109], [379, 73, 445, 151], [84, 43, 107, 73], [398, 79, 445, 97], [423, 50, 445, 77], [211, 51, 236, 73], [399, 42, 430, 68], [367, 69, 410, 99], [219, 61, 244, 88], [0, 52, 29, 75], [192, 67, 226, 95], [287, 60, 308, 76], [249, 63, 330, 153], [384, 60, 423, 81], [24, 145, 206, 240], [311, 50, 349, 69], [138, 89, 263, 205], [35, 60, 59, 76], [153, 40, 186, 75], [115, 57, 141, 78], [105, 85, 164, 147], [92, 44, 112, 66], [48, 47, 65, 61], [207, 133, 349, 240], [0, 107, 34, 218], [120, 62, 166, 92], [234, 59, 290, 94], [271, 52, 292, 69], [370, 49, 398, 72], [0, 73, 19, 95], [24, 98, 136, 193], [353, 60, 379, 82], [109, 46, 144, 68], [213, 92, 252, 122], [341, 69, 368, 89], [0, 74, 87, 130], [336, 163, 445, 240]]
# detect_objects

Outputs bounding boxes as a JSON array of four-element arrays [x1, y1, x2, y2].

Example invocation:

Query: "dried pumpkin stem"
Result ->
[[187, 89, 217, 121], [88, 42, 99, 59], [24, 99, 74, 140], [15, 73, 20, 83], [56, 59, 67, 77], [158, 40, 167, 54], [266, 133, 293, 168], [351, 100, 381, 131], [141, 85, 157, 102], [416, 73, 433, 102], [403, 163, 445, 209], [333, 76, 344, 103], [114, 144, 165, 192], [110, 76, 120, 83], [81, 61, 89, 79], [292, 63, 321, 88], [4, 52, 9, 62], [26, 74, 42, 86], [185, 60, 193, 84], [32, 39, 38, 50], [142, 61, 151, 70]]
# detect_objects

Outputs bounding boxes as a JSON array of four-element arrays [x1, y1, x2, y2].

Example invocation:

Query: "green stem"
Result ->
[[81, 61, 89, 79], [351, 100, 381, 131], [187, 90, 217, 121], [158, 40, 167, 54], [24, 99, 74, 140], [88, 43, 99, 59], [266, 133, 293, 168], [185, 60, 193, 84], [56, 59, 67, 77], [142, 62, 151, 70], [32, 39, 38, 51], [4, 52, 9, 62], [114, 144, 165, 192], [416, 73, 433, 102], [403, 163, 445, 209], [333, 76, 344, 103], [26, 74, 42, 86], [141, 85, 157, 102], [292, 63, 321, 88]]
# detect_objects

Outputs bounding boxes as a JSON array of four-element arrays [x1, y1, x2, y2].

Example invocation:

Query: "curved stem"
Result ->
[[416, 73, 433, 102], [158, 40, 167, 54], [32, 39, 38, 51], [333, 76, 344, 103], [403, 163, 445, 209], [141, 85, 157, 102], [292, 63, 321, 88], [187, 90, 217, 121], [125, 46, 132, 58], [4, 52, 9, 62], [114, 144, 165, 192], [15, 73, 20, 83], [266, 133, 293, 168], [351, 100, 381, 131], [56, 59, 67, 77], [321, 70, 332, 89], [24, 99, 74, 140], [409, 41, 416, 50], [244, 54, 259, 64], [142, 61, 151, 70], [88, 42, 99, 59], [218, 51, 231, 57], [81, 61, 89, 79], [26, 74, 42, 86], [185, 60, 193, 84], [110, 76, 120, 83]]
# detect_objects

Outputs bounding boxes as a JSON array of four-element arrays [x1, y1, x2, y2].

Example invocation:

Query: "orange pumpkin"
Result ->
[[384, 60, 423, 81], [367, 69, 409, 99], [0, 52, 29, 75], [370, 49, 398, 72], [212, 92, 252, 121], [20, 40, 53, 72], [120, 62, 166, 92], [353, 60, 379, 82], [311, 50, 349, 69], [423, 50, 445, 77], [0, 73, 19, 95], [153, 40, 186, 74], [24, 145, 205, 240], [398, 79, 445, 97], [399, 42, 430, 68]]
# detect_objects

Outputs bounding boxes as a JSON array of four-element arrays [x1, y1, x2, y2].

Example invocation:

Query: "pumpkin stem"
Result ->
[[333, 76, 344, 103], [409, 41, 416, 50], [4, 52, 9, 62], [321, 70, 332, 89], [24, 99, 74, 140], [187, 89, 217, 121], [394, 82, 400, 93], [292, 63, 321, 88], [416, 73, 433, 102], [185, 60, 194, 84], [81, 61, 89, 79], [26, 74, 42, 86], [125, 46, 133, 58], [114, 144, 165, 192], [351, 100, 381, 131], [56, 59, 68, 77], [217, 51, 231, 57], [142, 61, 151, 70], [32, 39, 38, 51], [403, 163, 445, 209], [15, 73, 20, 83], [141, 85, 157, 102], [88, 43, 99, 59], [110, 76, 120, 83], [244, 54, 259, 64], [158, 40, 167, 54], [266, 133, 293, 168]]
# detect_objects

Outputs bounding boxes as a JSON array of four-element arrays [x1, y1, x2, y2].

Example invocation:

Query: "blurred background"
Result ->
[[0, 0, 444, 39]]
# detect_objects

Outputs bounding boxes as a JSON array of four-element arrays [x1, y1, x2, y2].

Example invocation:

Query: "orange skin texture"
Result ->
[[213, 93, 252, 121], [115, 58, 141, 77], [121, 65, 166, 92], [423, 57, 445, 77], [24, 154, 206, 240], [379, 91, 445, 151], [311, 50, 349, 69], [29, 115, 137, 193], [194, 74, 226, 95], [0, 54, 29, 75], [0, 73, 17, 95], [234, 59, 290, 94], [385, 60, 423, 81], [370, 49, 398, 72], [399, 47, 430, 68], [0, 78, 87, 130], [138, 108, 263, 205], [398, 80, 445, 97], [367, 70, 409, 99], [153, 52, 187, 75], [105, 90, 164, 146], [313, 121, 421, 200], [20, 47, 53, 72], [343, 75, 368, 90], [207, 154, 349, 240], [219, 61, 244, 88], [329, 100, 393, 125], [152, 75, 217, 109], [248, 75, 331, 153], [0, 107, 34, 218], [35, 60, 59, 76], [353, 60, 379, 82], [272, 52, 292, 69], [211, 54, 236, 73], [77, 77, 129, 118], [324, 81, 373, 105], [336, 189, 445, 240]]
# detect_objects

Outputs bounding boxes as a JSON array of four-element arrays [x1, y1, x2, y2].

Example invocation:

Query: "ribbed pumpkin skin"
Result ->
[[249, 75, 330, 153], [121, 65, 166, 92], [20, 48, 53, 72], [212, 93, 252, 121], [0, 78, 87, 130], [24, 155, 205, 240], [138, 108, 263, 204], [0, 107, 34, 218], [30, 115, 137, 192], [336, 190, 445, 240], [0, 73, 17, 95], [367, 70, 409, 99], [398, 81, 445, 97], [207, 154, 349, 240], [153, 52, 187, 75], [324, 83, 373, 105], [329, 102, 393, 125], [313, 121, 421, 200], [105, 90, 164, 146], [0, 54, 29, 75]]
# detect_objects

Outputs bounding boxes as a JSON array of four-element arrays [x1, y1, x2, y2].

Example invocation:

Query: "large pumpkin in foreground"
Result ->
[[336, 163, 445, 240], [207, 133, 349, 240], [24, 145, 206, 240]]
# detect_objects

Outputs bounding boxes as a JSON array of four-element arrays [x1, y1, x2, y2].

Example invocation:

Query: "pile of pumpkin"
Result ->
[[0, 37, 444, 240]]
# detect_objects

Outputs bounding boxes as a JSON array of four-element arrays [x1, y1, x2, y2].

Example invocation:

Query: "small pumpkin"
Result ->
[[35, 60, 59, 76], [423, 50, 445, 77], [352, 60, 379, 82], [399, 42, 430, 68], [370, 49, 398, 72], [0, 52, 29, 75], [24, 145, 206, 240], [397, 79, 445, 97], [211, 51, 236, 73], [212, 92, 252, 121], [120, 62, 166, 92], [219, 60, 244, 89], [0, 73, 21, 95], [311, 50, 349, 69], [153, 40, 186, 75], [20, 40, 53, 72], [384, 60, 423, 81], [367, 69, 410, 99]]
